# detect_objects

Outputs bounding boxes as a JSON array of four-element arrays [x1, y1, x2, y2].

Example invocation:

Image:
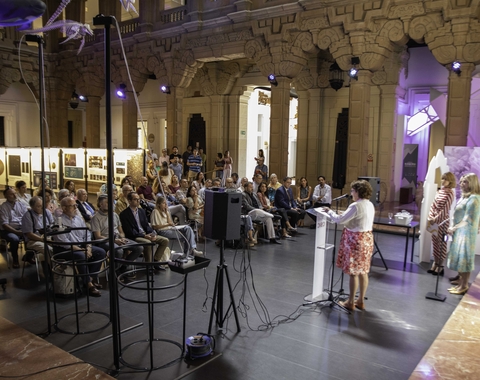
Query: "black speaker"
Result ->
[[204, 190, 241, 240], [358, 176, 380, 205]]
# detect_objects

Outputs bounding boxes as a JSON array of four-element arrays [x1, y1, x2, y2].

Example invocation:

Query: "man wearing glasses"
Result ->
[[120, 192, 170, 267], [52, 197, 106, 297]]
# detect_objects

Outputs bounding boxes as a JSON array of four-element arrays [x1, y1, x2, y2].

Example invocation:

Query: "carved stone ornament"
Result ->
[[388, 3, 425, 19], [372, 70, 387, 85]]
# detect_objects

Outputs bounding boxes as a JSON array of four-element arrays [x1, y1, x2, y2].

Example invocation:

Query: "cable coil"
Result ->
[[185, 333, 215, 360]]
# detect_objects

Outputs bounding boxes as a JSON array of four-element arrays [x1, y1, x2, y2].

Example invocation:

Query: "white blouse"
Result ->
[[326, 199, 374, 232]]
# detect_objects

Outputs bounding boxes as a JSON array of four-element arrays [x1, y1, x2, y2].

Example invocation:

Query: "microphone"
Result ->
[[332, 193, 351, 201]]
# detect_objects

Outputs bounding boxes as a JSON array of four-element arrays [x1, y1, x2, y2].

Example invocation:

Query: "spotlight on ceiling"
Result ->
[[116, 84, 127, 99], [160, 85, 171, 94], [348, 57, 360, 80], [69, 91, 79, 109], [451, 61, 462, 75], [268, 74, 278, 86]]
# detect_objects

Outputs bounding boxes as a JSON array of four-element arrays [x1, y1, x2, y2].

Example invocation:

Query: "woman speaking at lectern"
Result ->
[[322, 180, 375, 311]]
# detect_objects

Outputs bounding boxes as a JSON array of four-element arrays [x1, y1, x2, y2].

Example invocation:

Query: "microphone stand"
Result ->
[[335, 196, 352, 301]]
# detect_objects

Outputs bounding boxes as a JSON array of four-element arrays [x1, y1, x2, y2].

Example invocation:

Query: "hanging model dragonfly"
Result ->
[[0, 0, 46, 28], [120, 0, 138, 15]]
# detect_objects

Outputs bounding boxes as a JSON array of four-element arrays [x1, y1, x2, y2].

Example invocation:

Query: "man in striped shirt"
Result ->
[[187, 148, 202, 182]]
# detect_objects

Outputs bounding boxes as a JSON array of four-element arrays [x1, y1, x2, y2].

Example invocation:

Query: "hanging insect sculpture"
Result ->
[[24, 20, 94, 54], [0, 0, 46, 28], [119, 0, 138, 15]]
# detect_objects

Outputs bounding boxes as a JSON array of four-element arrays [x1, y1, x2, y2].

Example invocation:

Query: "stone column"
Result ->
[[209, 94, 227, 166], [227, 89, 251, 178], [445, 63, 474, 146], [166, 87, 185, 149], [99, 0, 121, 19], [346, 70, 373, 184], [269, 77, 291, 180], [139, 0, 157, 32], [377, 85, 401, 201], [65, 0, 85, 23], [122, 95, 137, 149], [85, 96, 101, 148]]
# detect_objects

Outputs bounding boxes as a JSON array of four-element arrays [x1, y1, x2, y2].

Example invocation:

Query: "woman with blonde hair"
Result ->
[[446, 173, 480, 295], [426, 172, 456, 275]]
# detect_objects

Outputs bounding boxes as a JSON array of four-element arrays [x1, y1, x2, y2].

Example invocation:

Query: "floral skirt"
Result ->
[[336, 229, 374, 276]]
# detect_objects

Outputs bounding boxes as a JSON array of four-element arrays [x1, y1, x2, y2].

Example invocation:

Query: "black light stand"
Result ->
[[25, 33, 52, 336], [93, 14, 120, 374], [208, 240, 241, 334]]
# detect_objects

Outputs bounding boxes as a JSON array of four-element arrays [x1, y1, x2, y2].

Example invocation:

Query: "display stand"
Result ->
[[426, 264, 446, 302], [304, 210, 332, 302]]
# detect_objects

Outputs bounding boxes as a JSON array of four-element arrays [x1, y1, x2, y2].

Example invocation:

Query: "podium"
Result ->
[[305, 209, 333, 302]]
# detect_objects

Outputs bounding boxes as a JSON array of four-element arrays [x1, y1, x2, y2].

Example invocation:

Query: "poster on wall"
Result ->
[[86, 149, 108, 184], [62, 148, 85, 182], [6, 148, 30, 187], [445, 146, 480, 198], [113, 149, 144, 185], [402, 144, 418, 189], [30, 148, 61, 191]]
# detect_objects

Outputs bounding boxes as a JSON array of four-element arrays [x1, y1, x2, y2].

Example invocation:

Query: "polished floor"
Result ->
[[0, 201, 478, 380]]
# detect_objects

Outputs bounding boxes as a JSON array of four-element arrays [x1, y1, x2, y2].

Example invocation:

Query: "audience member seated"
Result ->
[[0, 186, 28, 268], [146, 159, 157, 186], [274, 176, 306, 228], [64, 180, 76, 199], [153, 179, 186, 225], [267, 173, 281, 203], [175, 178, 190, 206], [120, 192, 170, 266], [52, 197, 106, 297], [296, 177, 312, 226], [115, 185, 132, 215], [253, 173, 263, 193], [231, 173, 240, 188], [15, 180, 32, 208], [257, 182, 296, 238], [312, 175, 332, 207], [186, 185, 204, 239], [158, 161, 174, 187], [35, 178, 56, 201], [151, 197, 203, 257], [76, 189, 96, 225], [43, 188, 58, 214], [91, 195, 143, 280], [120, 176, 136, 192], [192, 172, 205, 191], [198, 179, 212, 200], [21, 196, 54, 263], [137, 176, 155, 202], [54, 189, 74, 218], [224, 177, 256, 245], [242, 181, 281, 244], [168, 174, 181, 194]]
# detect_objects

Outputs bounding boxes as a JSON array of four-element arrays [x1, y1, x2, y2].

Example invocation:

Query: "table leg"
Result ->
[[404, 227, 410, 270], [411, 226, 417, 262]]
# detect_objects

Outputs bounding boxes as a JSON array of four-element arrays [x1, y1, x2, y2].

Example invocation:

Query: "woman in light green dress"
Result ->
[[446, 173, 480, 295]]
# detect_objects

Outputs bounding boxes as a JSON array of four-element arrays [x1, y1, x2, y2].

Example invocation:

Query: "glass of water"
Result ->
[[388, 213, 393, 223]]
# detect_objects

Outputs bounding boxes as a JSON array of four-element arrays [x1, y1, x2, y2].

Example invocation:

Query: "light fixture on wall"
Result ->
[[78, 94, 88, 102], [451, 61, 462, 75], [348, 57, 360, 80], [116, 84, 127, 99], [268, 74, 278, 86], [69, 91, 79, 109], [329, 62, 344, 91], [160, 85, 171, 94]]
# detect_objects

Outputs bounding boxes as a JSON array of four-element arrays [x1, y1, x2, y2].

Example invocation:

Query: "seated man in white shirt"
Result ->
[[91, 195, 143, 279], [76, 189, 96, 226], [310, 175, 333, 228], [21, 196, 54, 264], [312, 176, 332, 207], [198, 179, 213, 200]]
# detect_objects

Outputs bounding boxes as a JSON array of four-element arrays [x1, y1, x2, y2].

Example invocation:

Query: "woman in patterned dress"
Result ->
[[322, 180, 375, 311], [446, 173, 480, 295], [427, 172, 456, 275]]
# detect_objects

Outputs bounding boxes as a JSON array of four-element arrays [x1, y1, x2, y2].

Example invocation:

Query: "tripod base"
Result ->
[[304, 292, 329, 303], [426, 292, 446, 302]]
